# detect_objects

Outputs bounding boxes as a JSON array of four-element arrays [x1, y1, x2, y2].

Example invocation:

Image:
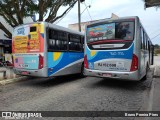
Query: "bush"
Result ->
[[154, 49, 160, 55]]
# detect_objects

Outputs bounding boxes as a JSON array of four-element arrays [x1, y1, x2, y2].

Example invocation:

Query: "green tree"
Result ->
[[154, 44, 160, 49], [143, 0, 160, 8], [0, 0, 78, 39]]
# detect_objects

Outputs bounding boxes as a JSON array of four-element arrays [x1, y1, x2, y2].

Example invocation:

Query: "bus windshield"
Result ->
[[87, 21, 134, 43]]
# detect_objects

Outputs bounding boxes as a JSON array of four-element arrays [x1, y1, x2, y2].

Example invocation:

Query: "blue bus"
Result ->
[[84, 16, 154, 81], [12, 22, 84, 77]]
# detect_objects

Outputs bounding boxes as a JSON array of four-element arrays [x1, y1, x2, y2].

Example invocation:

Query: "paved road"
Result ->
[[0, 72, 154, 119], [154, 55, 160, 65], [0, 56, 160, 120], [150, 55, 160, 120]]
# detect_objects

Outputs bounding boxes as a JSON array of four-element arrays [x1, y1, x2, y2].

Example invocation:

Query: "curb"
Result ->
[[153, 65, 160, 78], [0, 76, 28, 85]]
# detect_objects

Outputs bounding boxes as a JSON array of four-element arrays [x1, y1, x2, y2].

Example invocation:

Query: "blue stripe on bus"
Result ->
[[85, 43, 134, 63], [47, 52, 84, 76], [40, 33, 44, 38]]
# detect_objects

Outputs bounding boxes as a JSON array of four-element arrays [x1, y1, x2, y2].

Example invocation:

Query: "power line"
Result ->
[[151, 32, 160, 40], [84, 2, 92, 21], [56, 1, 93, 25], [149, 28, 160, 37], [55, 7, 72, 25]]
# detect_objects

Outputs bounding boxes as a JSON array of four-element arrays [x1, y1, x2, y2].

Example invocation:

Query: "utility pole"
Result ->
[[78, 0, 81, 32]]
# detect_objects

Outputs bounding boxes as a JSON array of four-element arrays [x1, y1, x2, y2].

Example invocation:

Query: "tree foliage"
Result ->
[[143, 0, 160, 8], [0, 0, 78, 38], [154, 44, 160, 49]]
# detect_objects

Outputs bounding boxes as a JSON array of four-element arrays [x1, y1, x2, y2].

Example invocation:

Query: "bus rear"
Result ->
[[84, 17, 140, 80], [12, 22, 48, 77]]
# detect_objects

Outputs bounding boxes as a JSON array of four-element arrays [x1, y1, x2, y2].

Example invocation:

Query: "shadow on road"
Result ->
[[90, 71, 152, 90], [87, 68, 154, 91], [88, 77, 152, 91], [94, 78, 138, 87], [19, 74, 84, 88]]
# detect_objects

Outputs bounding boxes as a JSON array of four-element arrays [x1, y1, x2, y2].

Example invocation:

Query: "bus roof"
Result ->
[[47, 22, 84, 36], [87, 16, 139, 27], [13, 21, 84, 36]]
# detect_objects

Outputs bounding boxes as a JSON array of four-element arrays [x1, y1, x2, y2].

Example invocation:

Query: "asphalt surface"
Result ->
[[0, 70, 154, 120], [154, 55, 160, 66], [0, 56, 160, 120]]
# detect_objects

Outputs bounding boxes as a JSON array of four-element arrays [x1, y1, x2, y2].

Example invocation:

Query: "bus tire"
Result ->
[[80, 63, 86, 77], [142, 63, 149, 80]]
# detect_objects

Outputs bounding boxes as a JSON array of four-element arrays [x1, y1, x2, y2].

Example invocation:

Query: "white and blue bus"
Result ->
[[12, 22, 84, 77], [84, 16, 154, 81]]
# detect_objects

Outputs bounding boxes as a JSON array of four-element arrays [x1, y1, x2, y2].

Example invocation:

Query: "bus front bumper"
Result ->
[[84, 68, 140, 81]]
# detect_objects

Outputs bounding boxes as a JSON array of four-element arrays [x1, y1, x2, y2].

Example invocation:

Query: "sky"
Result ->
[[56, 0, 160, 45]]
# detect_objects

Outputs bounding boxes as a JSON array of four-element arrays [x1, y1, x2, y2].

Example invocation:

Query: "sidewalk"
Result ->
[[152, 65, 160, 111], [0, 67, 16, 79], [0, 67, 27, 85]]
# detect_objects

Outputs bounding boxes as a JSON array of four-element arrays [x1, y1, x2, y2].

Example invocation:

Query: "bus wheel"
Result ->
[[142, 64, 149, 80], [80, 63, 85, 77]]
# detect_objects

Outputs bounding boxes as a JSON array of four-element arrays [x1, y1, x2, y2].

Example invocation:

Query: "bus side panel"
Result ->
[[47, 52, 83, 76], [134, 17, 143, 80], [137, 19, 150, 80]]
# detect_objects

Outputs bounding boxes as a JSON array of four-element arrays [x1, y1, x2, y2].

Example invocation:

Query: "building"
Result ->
[[68, 13, 119, 33], [0, 39, 12, 62], [0, 15, 12, 61]]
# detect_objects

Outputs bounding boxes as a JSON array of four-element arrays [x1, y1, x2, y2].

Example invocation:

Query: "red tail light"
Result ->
[[84, 55, 88, 69], [130, 54, 138, 71], [38, 54, 43, 69]]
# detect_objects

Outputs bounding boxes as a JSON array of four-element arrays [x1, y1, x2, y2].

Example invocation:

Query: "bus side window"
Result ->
[[69, 34, 81, 51], [57, 31, 68, 50], [143, 31, 146, 50], [144, 33, 148, 50], [140, 27, 144, 50], [148, 40, 150, 51], [48, 29, 67, 51], [48, 29, 58, 51], [146, 36, 148, 50], [49, 29, 52, 39], [81, 36, 84, 52]]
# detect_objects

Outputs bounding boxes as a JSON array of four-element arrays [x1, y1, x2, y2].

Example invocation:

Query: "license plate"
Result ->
[[97, 63, 116, 67], [102, 73, 112, 77], [21, 71, 29, 75], [19, 64, 28, 68]]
